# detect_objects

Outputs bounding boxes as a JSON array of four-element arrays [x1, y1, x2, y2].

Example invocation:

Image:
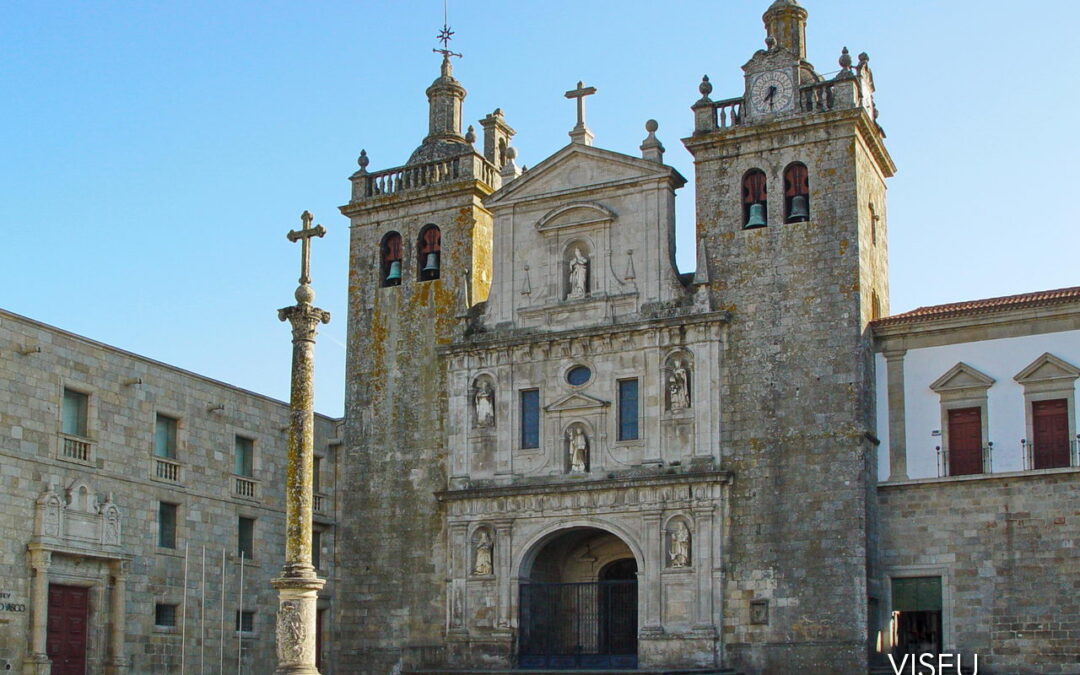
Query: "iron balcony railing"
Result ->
[[1020, 438, 1079, 471]]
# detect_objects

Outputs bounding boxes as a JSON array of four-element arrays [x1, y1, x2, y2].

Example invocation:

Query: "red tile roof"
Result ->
[[872, 286, 1080, 327]]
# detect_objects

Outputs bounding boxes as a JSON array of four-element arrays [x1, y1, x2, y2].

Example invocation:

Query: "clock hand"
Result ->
[[765, 85, 777, 108]]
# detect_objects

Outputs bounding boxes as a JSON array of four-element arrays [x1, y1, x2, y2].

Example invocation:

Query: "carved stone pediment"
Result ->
[[1014, 352, 1080, 385], [535, 202, 615, 233], [742, 46, 800, 75], [33, 481, 125, 555], [544, 392, 609, 413], [929, 362, 995, 393], [488, 144, 683, 205]]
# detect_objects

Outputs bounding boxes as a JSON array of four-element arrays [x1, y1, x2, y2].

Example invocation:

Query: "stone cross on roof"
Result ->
[[286, 210, 326, 287], [565, 81, 597, 146]]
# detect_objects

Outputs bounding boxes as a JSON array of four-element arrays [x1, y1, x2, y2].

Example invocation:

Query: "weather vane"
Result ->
[[433, 0, 462, 59]]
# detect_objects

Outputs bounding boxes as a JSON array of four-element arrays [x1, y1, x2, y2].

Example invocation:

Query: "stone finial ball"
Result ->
[[645, 119, 659, 133], [699, 75, 713, 97], [358, 149, 369, 169], [506, 146, 517, 160], [295, 284, 316, 304]]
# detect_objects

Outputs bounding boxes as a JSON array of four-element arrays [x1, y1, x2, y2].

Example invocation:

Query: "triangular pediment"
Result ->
[[488, 143, 684, 205], [929, 362, 996, 393], [1014, 352, 1080, 385], [545, 391, 610, 413]]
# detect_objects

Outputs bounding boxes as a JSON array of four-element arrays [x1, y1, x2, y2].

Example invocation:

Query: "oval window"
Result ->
[[566, 366, 591, 386]]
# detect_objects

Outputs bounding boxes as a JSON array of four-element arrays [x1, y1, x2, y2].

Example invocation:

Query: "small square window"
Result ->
[[155, 603, 177, 628], [238, 517, 255, 559], [234, 436, 254, 477], [158, 502, 178, 549], [235, 610, 255, 633], [155, 414, 178, 459], [62, 388, 88, 437]]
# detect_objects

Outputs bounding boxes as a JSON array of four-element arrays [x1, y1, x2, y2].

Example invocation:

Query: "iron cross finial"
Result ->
[[286, 210, 326, 287], [433, 0, 462, 60]]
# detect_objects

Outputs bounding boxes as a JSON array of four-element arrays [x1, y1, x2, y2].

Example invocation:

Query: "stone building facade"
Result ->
[[337, 1, 896, 673], [873, 289, 1080, 674], [0, 309, 340, 674], [3, 2, 1078, 674]]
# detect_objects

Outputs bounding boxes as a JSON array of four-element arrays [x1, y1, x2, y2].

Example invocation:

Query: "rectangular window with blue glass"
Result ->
[[520, 389, 540, 449], [618, 379, 639, 441]]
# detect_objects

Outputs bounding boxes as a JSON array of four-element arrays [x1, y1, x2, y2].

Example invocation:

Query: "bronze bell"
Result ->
[[745, 202, 767, 229], [788, 195, 810, 222], [385, 260, 402, 284], [422, 252, 440, 274]]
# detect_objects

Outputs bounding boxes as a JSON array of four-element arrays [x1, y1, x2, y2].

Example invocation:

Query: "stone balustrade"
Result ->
[[350, 152, 500, 202]]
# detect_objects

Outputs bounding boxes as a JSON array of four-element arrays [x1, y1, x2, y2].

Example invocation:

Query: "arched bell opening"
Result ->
[[380, 231, 403, 287], [518, 527, 638, 669], [417, 224, 441, 281], [742, 168, 768, 229]]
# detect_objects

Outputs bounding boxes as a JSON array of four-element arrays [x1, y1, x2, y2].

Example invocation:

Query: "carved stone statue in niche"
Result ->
[[668, 359, 691, 411], [474, 380, 495, 428], [473, 530, 493, 576], [568, 247, 589, 299], [669, 520, 691, 568], [568, 427, 589, 473]]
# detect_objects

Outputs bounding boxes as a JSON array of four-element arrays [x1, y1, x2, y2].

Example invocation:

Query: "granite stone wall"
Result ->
[[879, 472, 1080, 675], [0, 309, 338, 674]]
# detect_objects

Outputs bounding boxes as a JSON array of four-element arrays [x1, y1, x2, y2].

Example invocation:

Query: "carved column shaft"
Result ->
[[642, 514, 663, 631], [29, 549, 50, 663], [107, 560, 129, 674], [693, 508, 714, 628], [494, 521, 513, 628], [273, 291, 329, 675]]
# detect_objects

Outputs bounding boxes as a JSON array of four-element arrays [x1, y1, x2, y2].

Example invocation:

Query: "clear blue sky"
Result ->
[[4, 1, 1078, 417]]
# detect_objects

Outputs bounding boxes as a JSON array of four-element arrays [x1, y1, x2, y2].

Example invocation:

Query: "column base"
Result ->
[[271, 573, 325, 675], [105, 658, 129, 675], [22, 653, 50, 675]]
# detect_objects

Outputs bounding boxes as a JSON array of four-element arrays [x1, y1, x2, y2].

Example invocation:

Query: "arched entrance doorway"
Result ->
[[518, 527, 638, 669]]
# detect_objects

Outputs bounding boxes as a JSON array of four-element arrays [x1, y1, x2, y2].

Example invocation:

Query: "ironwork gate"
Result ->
[[519, 580, 638, 669]]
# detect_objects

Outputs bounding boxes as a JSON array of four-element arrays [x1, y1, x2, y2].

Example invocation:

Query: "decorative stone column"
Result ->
[[493, 520, 513, 629], [641, 513, 663, 633], [25, 547, 50, 675], [884, 349, 909, 481], [106, 560, 129, 675], [272, 212, 330, 674]]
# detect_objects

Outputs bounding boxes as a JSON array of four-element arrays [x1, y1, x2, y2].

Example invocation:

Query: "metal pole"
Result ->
[[201, 545, 207, 675], [237, 550, 244, 675], [219, 548, 226, 675], [181, 543, 189, 675]]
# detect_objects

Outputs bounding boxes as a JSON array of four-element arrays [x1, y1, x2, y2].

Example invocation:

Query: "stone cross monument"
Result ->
[[273, 210, 330, 674]]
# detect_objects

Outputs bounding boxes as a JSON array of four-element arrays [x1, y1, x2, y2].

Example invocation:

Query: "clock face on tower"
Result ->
[[750, 70, 795, 115]]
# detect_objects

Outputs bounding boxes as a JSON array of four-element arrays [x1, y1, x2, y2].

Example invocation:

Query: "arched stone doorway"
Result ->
[[518, 527, 638, 669]]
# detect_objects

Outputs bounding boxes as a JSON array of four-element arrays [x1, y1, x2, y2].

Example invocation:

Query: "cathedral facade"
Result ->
[[2, 2, 1079, 674], [338, 1, 890, 672]]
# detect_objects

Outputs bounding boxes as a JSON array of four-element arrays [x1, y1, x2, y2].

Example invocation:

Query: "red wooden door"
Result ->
[[1033, 399, 1070, 469], [948, 407, 983, 476], [47, 584, 88, 675]]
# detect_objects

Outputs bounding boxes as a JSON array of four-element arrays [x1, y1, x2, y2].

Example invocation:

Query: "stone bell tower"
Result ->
[[684, 1, 894, 672], [335, 45, 503, 672]]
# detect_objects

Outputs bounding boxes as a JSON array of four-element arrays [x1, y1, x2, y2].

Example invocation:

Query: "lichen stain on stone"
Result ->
[[838, 238, 849, 256]]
